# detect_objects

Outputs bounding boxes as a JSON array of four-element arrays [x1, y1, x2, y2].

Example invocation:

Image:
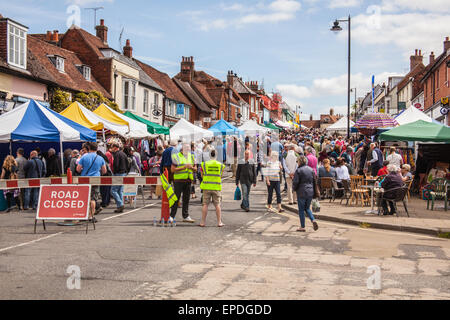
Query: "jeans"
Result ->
[[267, 181, 281, 205], [24, 188, 39, 209], [110, 173, 127, 208], [297, 197, 316, 228], [100, 185, 111, 207], [241, 183, 251, 209], [170, 181, 191, 219]]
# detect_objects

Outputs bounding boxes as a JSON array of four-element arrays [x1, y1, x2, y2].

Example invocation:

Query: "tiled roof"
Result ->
[[173, 78, 212, 113], [191, 81, 217, 107], [397, 63, 425, 92], [136, 60, 191, 106], [26, 35, 111, 98], [205, 88, 225, 106], [300, 120, 321, 129]]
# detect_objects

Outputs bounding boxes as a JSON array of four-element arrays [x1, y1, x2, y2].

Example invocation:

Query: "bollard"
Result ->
[[67, 168, 73, 184], [161, 169, 170, 223]]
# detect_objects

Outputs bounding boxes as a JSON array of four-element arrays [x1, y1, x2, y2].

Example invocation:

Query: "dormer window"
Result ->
[[7, 21, 27, 69], [48, 55, 65, 73], [77, 65, 91, 81]]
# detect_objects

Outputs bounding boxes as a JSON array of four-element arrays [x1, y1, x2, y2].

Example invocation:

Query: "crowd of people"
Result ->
[[1, 126, 449, 230]]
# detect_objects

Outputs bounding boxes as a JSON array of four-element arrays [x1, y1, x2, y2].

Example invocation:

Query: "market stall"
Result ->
[[170, 118, 213, 141], [325, 116, 355, 134], [123, 111, 170, 135], [239, 120, 270, 135], [93, 104, 149, 139], [61, 102, 130, 138], [209, 120, 244, 136]]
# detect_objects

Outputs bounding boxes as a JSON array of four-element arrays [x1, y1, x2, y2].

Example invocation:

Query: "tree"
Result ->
[[50, 89, 122, 113], [50, 88, 71, 113]]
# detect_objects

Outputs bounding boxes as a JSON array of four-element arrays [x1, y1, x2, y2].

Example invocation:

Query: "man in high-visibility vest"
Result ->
[[199, 149, 225, 227], [168, 143, 196, 224]]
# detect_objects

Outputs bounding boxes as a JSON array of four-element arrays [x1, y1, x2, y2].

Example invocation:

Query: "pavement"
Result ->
[[282, 193, 450, 237], [0, 176, 449, 300]]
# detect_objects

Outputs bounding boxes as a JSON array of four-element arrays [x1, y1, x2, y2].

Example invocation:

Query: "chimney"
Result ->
[[248, 81, 259, 92], [330, 108, 334, 116], [180, 56, 195, 83], [227, 70, 235, 86], [52, 30, 59, 43], [310, 114, 313, 121], [123, 39, 132, 58], [444, 36, 450, 52], [430, 51, 435, 65], [46, 31, 52, 42], [410, 49, 423, 71], [95, 19, 108, 44]]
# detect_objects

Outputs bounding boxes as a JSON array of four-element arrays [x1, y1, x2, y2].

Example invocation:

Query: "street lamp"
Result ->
[[331, 16, 351, 138]]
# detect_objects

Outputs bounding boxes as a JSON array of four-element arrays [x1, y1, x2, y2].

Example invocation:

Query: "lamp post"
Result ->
[[331, 15, 351, 139]]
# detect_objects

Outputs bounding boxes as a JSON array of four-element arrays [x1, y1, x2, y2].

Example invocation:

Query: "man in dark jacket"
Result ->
[[110, 144, 128, 213], [45, 148, 62, 177], [380, 165, 405, 215], [236, 150, 257, 212], [23, 151, 46, 210]]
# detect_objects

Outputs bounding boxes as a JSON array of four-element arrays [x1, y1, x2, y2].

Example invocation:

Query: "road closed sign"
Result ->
[[37, 185, 91, 220]]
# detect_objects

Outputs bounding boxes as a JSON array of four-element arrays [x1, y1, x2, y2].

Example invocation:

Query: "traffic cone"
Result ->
[[67, 168, 73, 184]]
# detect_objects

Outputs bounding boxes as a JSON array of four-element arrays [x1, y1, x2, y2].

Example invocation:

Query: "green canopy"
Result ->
[[380, 120, 450, 142], [123, 111, 170, 135], [263, 123, 280, 130]]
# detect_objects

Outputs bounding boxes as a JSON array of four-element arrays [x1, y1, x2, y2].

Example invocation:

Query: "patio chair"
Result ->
[[340, 179, 352, 205], [319, 177, 334, 200], [405, 175, 414, 200], [427, 178, 448, 211], [330, 179, 349, 203], [377, 186, 410, 217], [349, 175, 370, 207]]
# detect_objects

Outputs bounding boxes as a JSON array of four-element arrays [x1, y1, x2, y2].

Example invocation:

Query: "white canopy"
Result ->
[[170, 118, 214, 141], [239, 120, 269, 134], [395, 106, 433, 126], [325, 116, 355, 132]]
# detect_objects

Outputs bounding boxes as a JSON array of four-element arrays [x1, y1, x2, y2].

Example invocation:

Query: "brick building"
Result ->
[[421, 37, 450, 125]]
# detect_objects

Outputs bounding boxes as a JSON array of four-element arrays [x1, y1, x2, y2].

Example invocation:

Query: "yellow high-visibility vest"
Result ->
[[172, 152, 195, 181], [200, 160, 225, 191], [160, 174, 178, 207]]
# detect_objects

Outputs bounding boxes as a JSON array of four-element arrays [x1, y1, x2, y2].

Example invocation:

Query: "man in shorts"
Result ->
[[199, 149, 225, 228]]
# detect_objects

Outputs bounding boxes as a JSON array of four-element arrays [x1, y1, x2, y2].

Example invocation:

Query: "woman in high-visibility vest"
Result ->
[[199, 149, 225, 228]]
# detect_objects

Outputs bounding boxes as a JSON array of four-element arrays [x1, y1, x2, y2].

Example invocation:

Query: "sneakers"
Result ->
[[183, 216, 195, 223], [168, 217, 174, 224]]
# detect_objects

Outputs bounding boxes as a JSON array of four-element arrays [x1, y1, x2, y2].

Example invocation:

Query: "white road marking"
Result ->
[[0, 232, 63, 253], [101, 203, 157, 221], [0, 205, 156, 254]]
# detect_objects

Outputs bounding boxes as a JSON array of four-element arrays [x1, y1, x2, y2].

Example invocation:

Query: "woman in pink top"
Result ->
[[305, 146, 318, 175]]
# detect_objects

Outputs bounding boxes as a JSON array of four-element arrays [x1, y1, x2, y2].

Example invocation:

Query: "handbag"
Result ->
[[234, 186, 242, 201]]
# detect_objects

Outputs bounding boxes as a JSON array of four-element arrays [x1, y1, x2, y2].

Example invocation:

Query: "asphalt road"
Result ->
[[0, 177, 449, 300]]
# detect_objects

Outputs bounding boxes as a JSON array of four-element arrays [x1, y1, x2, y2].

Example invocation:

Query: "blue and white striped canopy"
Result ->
[[0, 99, 96, 143]]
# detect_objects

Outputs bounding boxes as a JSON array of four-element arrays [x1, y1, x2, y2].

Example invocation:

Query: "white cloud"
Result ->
[[380, 0, 450, 13], [276, 71, 401, 102], [184, 0, 301, 31], [350, 12, 450, 58], [329, 0, 362, 9]]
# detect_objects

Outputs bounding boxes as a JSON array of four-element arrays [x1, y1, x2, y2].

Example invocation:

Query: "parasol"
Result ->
[[354, 113, 399, 136]]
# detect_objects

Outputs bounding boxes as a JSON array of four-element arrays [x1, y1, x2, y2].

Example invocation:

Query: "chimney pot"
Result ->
[[100, 19, 104, 26], [123, 39, 132, 58], [444, 37, 450, 52], [95, 19, 108, 44], [46, 31, 52, 41]]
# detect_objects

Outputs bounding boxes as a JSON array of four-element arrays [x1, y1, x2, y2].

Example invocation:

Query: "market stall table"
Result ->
[[361, 177, 379, 214]]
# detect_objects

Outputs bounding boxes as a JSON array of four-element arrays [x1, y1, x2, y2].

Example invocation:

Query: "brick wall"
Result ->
[[0, 19, 7, 62], [424, 56, 450, 112], [60, 29, 112, 94]]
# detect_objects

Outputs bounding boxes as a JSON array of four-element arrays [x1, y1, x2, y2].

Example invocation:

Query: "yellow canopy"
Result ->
[[61, 102, 104, 131], [93, 104, 129, 127]]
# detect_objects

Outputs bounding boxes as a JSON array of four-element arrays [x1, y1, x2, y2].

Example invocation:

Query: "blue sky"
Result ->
[[1, 0, 448, 119]]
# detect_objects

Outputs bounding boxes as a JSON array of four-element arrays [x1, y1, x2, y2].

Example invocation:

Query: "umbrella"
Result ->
[[354, 113, 399, 136]]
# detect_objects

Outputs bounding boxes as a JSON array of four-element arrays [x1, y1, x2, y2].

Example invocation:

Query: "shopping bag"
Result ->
[[312, 199, 321, 213], [234, 187, 242, 201]]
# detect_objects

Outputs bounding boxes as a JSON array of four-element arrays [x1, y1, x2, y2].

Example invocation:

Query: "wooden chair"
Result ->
[[349, 175, 370, 207], [405, 175, 414, 200], [319, 177, 334, 200]]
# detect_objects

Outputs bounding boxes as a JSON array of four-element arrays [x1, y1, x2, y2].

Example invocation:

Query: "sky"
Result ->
[[0, 0, 449, 119]]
